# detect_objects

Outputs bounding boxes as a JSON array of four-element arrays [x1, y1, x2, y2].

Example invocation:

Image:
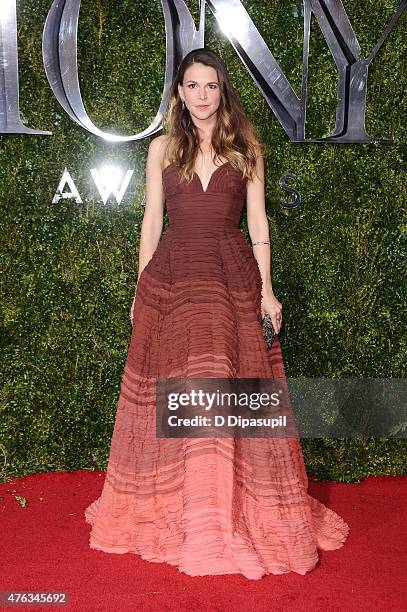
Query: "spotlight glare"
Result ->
[[99, 164, 123, 189], [215, 5, 249, 40]]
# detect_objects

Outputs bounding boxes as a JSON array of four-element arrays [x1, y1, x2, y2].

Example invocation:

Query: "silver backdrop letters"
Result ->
[[0, 0, 405, 142], [0, 0, 51, 134]]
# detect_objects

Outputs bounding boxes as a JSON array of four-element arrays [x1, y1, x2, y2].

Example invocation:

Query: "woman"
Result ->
[[85, 47, 349, 580]]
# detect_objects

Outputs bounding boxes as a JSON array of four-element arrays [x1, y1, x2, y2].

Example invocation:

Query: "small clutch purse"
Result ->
[[262, 313, 277, 348]]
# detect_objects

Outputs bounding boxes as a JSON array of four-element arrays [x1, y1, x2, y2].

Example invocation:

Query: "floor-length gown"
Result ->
[[84, 161, 350, 579]]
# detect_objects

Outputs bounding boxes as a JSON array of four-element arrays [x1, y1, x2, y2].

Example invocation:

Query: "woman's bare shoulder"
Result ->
[[149, 134, 170, 171], [151, 133, 169, 147]]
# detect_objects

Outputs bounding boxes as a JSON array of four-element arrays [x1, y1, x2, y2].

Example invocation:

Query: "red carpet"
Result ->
[[1, 472, 405, 611]]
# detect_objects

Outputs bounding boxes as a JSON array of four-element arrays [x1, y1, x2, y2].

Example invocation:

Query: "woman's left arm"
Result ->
[[246, 151, 283, 333]]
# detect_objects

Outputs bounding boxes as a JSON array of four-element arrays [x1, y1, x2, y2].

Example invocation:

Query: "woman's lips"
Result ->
[[196, 105, 209, 108]]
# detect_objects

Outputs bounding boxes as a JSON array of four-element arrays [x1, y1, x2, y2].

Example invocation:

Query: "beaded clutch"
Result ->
[[262, 313, 277, 348]]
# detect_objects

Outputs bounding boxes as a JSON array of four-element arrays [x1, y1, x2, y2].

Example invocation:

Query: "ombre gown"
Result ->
[[84, 161, 349, 579]]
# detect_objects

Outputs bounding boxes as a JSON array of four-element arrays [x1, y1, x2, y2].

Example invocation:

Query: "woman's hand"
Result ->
[[261, 287, 283, 334]]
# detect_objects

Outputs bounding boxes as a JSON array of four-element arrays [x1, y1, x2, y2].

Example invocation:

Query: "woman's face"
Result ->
[[178, 62, 221, 122]]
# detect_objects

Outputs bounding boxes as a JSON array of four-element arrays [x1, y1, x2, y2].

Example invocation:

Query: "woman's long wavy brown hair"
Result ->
[[161, 47, 265, 184]]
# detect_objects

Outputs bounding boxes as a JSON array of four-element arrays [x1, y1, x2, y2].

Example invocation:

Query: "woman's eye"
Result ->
[[187, 83, 218, 89]]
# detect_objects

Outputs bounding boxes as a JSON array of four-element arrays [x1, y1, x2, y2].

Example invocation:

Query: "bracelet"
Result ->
[[252, 240, 270, 245]]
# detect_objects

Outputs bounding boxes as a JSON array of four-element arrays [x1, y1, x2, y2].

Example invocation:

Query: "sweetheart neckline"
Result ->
[[162, 161, 232, 193]]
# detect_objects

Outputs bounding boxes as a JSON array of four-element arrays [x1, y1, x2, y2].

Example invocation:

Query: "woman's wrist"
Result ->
[[261, 282, 274, 295]]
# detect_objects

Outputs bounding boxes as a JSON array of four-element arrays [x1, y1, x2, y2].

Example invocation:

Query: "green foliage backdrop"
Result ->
[[0, 1, 406, 483]]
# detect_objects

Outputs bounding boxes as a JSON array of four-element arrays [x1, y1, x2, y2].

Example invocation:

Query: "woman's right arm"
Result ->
[[137, 136, 166, 280]]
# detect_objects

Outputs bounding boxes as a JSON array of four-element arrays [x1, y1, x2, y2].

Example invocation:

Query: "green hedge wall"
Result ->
[[0, 0, 406, 483]]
